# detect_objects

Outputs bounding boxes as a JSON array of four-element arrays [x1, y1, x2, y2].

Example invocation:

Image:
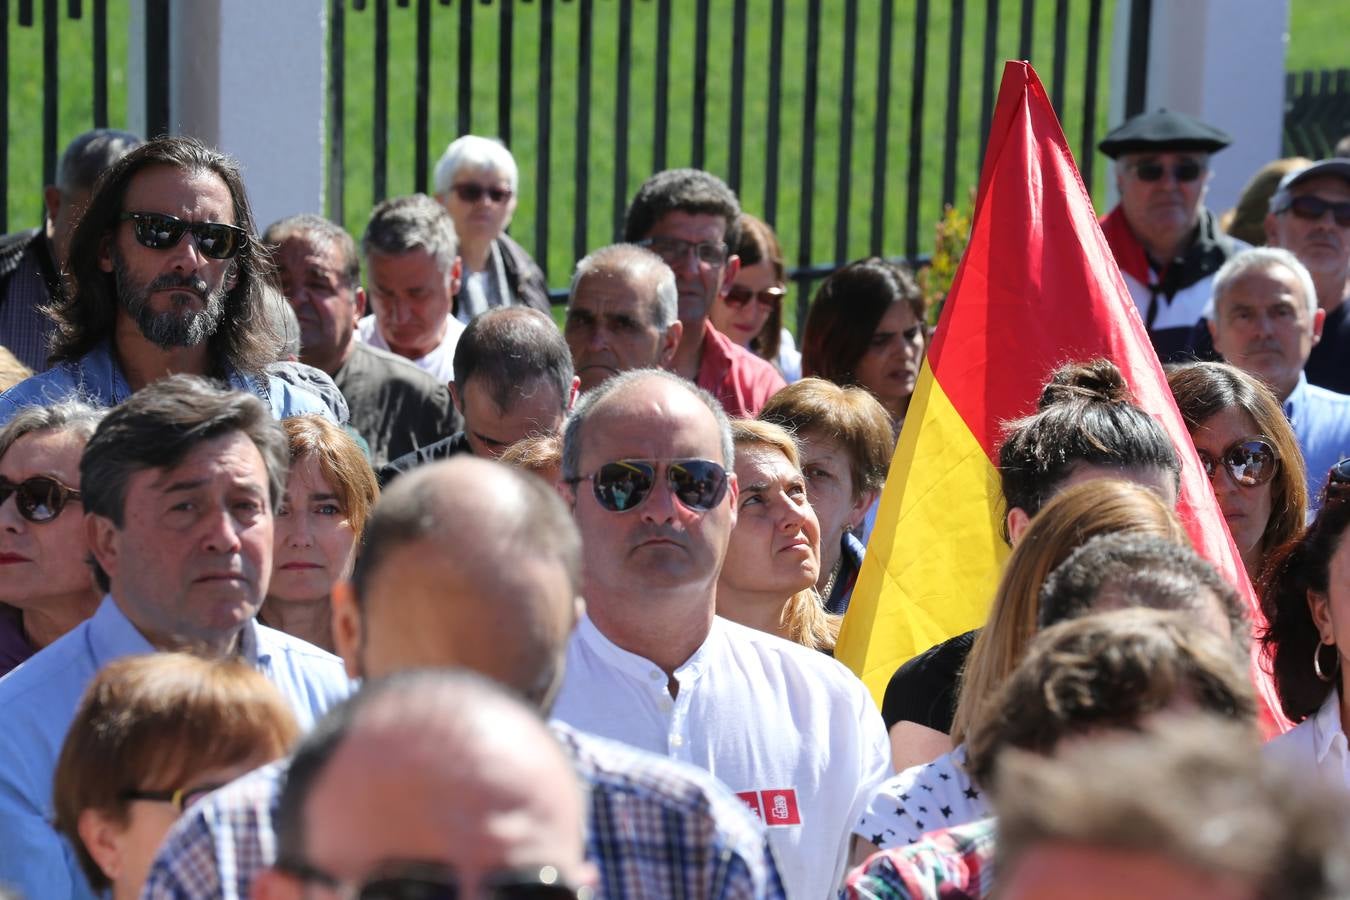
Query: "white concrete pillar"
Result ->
[[1108, 0, 1291, 213]]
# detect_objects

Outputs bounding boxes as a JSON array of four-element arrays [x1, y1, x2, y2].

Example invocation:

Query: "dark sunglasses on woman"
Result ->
[[0, 475, 81, 523], [724, 285, 785, 310], [1197, 437, 1279, 488]]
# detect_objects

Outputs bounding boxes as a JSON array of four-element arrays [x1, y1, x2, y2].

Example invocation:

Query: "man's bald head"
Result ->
[[333, 457, 581, 708]]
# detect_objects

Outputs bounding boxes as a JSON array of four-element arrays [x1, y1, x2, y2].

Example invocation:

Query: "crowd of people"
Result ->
[[0, 103, 1349, 899]]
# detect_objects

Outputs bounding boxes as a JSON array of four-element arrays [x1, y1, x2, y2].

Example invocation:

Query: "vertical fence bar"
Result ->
[[833, 0, 857, 264], [534, 0, 554, 278], [941, 0, 964, 207], [373, 0, 389, 201], [977, 0, 999, 173], [0, 0, 8, 231], [1080, 0, 1103, 192], [1051, 0, 1068, 115], [456, 0, 473, 137], [653, 0, 671, 171], [1017, 0, 1034, 60], [414, 0, 431, 193], [728, 0, 747, 193], [92, 0, 107, 127], [612, 0, 633, 235], [498, 0, 514, 145], [328, 0, 346, 223], [18, 0, 32, 26], [692, 0, 710, 168], [1124, 0, 1152, 117], [868, 0, 894, 256], [42, 0, 58, 186], [573, 0, 593, 264], [144, 0, 170, 137], [763, 0, 784, 225], [797, 0, 820, 331], [904, 0, 929, 261]]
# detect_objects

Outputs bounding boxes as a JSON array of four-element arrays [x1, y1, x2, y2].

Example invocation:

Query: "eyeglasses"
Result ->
[[1196, 437, 1279, 488], [637, 236, 729, 267], [275, 859, 592, 900], [0, 476, 81, 523], [724, 285, 785, 310], [120, 212, 247, 260], [121, 782, 228, 813], [1128, 158, 1206, 183], [565, 458, 729, 513], [450, 183, 514, 205], [1278, 194, 1350, 228]]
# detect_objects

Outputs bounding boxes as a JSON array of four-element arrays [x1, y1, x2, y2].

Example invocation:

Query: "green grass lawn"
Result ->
[[3, 0, 1344, 328]]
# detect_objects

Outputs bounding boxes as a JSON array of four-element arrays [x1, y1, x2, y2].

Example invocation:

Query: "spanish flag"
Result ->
[[835, 61, 1286, 732]]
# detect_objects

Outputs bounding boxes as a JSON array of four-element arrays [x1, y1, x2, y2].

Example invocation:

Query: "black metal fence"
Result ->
[[1283, 68, 1350, 160]]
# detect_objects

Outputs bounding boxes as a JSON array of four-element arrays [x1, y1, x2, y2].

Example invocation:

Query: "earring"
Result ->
[[1314, 639, 1337, 683]]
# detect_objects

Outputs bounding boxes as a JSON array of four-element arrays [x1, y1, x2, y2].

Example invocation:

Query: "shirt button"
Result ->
[[671, 734, 685, 748], [648, 670, 663, 681]]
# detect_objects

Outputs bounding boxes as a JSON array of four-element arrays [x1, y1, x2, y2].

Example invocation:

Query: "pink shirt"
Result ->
[[696, 321, 786, 418]]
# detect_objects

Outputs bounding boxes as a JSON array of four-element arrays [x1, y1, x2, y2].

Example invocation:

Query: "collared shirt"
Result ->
[[1265, 689, 1350, 788], [356, 313, 466, 386], [696, 321, 787, 419], [552, 614, 891, 900], [1306, 301, 1350, 395], [1283, 372, 1350, 508], [0, 602, 36, 677], [0, 228, 61, 372], [0, 596, 351, 900], [142, 724, 788, 900], [0, 338, 334, 427], [842, 817, 998, 900], [855, 746, 989, 849]]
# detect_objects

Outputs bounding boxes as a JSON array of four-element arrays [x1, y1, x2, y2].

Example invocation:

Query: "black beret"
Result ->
[[1098, 109, 1232, 159]]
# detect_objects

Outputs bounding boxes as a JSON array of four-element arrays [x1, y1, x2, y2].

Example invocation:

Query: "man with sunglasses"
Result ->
[[553, 369, 890, 900], [622, 170, 785, 418], [1265, 159, 1350, 393], [1098, 110, 1245, 363], [0, 137, 334, 428]]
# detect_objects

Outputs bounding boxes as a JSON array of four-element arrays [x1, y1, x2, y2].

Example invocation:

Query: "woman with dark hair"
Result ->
[[1263, 466, 1350, 784], [801, 258, 927, 430], [708, 214, 801, 381], [1168, 361, 1306, 580]]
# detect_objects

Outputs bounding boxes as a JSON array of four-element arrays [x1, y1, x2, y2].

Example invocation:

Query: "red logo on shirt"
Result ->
[[736, 789, 801, 827], [736, 791, 764, 819]]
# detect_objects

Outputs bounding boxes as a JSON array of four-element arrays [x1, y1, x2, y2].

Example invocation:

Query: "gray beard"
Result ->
[[113, 249, 227, 349]]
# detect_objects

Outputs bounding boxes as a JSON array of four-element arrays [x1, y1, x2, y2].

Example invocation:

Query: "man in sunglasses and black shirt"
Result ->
[[0, 136, 332, 427], [1097, 109, 1246, 363]]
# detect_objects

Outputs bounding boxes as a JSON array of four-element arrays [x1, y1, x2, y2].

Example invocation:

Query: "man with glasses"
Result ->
[[0, 136, 332, 427], [1207, 247, 1350, 504], [553, 368, 890, 899], [622, 170, 785, 417], [1265, 159, 1350, 393], [1098, 110, 1244, 362]]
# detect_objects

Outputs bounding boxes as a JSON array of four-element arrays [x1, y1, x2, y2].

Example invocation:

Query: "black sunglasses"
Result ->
[[566, 458, 728, 513], [450, 183, 514, 205], [0, 475, 81, 523], [724, 284, 785, 310], [1280, 194, 1350, 228], [121, 782, 227, 813], [120, 211, 248, 260], [1197, 437, 1279, 488], [277, 860, 590, 900], [1129, 158, 1206, 183]]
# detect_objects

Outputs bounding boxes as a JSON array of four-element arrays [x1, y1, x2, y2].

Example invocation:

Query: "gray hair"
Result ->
[[0, 400, 106, 460], [1210, 246, 1319, 319], [569, 243, 679, 329], [55, 128, 141, 194], [561, 368, 734, 481], [360, 194, 459, 274], [432, 135, 519, 195]]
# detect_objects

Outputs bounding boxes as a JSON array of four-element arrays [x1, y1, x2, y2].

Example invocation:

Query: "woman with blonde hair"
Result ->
[[716, 419, 839, 652]]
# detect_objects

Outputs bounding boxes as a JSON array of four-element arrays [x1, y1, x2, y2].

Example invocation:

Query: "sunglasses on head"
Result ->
[[277, 860, 590, 900], [450, 183, 514, 205], [1279, 194, 1350, 228], [566, 458, 728, 513], [0, 475, 81, 523], [1197, 437, 1279, 488], [121, 782, 227, 814], [724, 284, 785, 310], [1129, 158, 1206, 183], [121, 211, 247, 260]]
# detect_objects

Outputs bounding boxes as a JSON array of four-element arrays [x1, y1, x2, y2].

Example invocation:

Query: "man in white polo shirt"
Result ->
[[552, 368, 891, 900]]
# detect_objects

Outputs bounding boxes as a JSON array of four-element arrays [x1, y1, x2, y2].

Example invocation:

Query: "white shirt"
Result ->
[[854, 745, 989, 848], [552, 614, 891, 900], [1265, 690, 1350, 787], [356, 313, 465, 385]]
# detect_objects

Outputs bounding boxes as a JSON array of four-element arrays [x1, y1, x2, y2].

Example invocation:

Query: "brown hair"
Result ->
[[949, 479, 1188, 744], [499, 432, 563, 482], [0, 346, 32, 392], [52, 653, 299, 890], [733, 214, 786, 362], [801, 258, 925, 389], [758, 377, 895, 499], [1220, 156, 1313, 246], [283, 415, 379, 536]]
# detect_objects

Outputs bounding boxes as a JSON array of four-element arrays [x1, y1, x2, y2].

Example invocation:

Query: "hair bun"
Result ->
[[1038, 359, 1130, 409]]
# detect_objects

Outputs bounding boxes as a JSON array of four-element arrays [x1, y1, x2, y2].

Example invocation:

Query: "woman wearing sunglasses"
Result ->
[[708, 214, 802, 382], [1168, 362, 1307, 580], [0, 401, 105, 677], [53, 653, 298, 900], [802, 258, 928, 434], [716, 420, 839, 653]]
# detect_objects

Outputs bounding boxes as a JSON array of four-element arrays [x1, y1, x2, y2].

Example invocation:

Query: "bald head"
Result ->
[[333, 458, 580, 707]]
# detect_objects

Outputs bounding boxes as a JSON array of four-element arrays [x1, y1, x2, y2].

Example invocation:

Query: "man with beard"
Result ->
[[0, 136, 332, 425]]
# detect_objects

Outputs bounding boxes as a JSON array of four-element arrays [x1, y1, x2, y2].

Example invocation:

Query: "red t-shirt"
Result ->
[[695, 321, 786, 418]]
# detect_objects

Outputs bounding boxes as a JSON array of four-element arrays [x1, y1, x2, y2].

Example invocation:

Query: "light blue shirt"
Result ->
[[0, 596, 351, 900], [0, 338, 333, 426], [1284, 373, 1350, 511]]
